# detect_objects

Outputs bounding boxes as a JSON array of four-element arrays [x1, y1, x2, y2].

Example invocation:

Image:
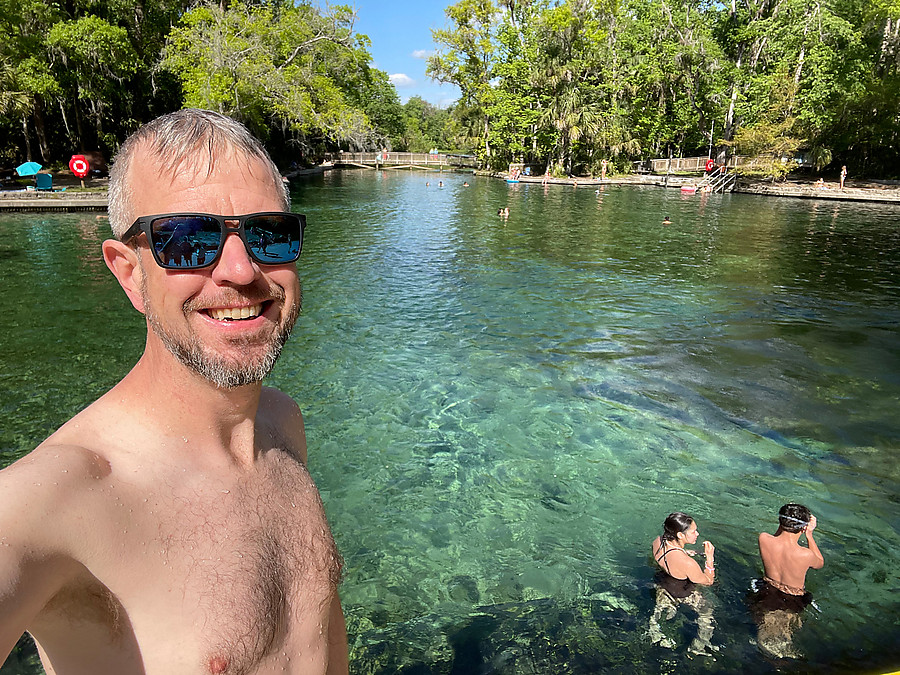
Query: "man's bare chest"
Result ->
[[61, 456, 342, 673]]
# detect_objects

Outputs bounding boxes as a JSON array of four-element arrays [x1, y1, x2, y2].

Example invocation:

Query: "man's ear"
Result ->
[[102, 239, 146, 314]]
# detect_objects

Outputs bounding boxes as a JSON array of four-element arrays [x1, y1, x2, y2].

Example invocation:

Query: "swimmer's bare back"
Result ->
[[0, 386, 346, 674]]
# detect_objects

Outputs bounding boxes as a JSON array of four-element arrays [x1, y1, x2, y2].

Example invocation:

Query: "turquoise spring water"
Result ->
[[0, 170, 898, 673]]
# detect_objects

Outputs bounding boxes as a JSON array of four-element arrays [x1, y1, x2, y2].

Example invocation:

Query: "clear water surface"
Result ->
[[0, 171, 898, 674]]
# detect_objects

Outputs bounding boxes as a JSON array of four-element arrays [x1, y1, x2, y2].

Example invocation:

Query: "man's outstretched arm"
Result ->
[[0, 448, 87, 662], [326, 592, 349, 674]]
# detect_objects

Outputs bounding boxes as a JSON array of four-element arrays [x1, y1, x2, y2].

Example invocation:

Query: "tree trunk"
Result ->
[[74, 102, 85, 152], [723, 49, 742, 142], [21, 115, 33, 162], [33, 96, 50, 163]]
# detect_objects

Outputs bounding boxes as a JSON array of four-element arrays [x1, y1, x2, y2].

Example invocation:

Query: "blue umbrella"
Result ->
[[16, 161, 42, 177]]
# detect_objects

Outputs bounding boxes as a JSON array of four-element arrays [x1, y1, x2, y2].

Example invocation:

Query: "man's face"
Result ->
[[127, 146, 301, 389]]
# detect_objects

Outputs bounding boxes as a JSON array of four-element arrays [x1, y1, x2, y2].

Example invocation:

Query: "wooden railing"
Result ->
[[638, 155, 755, 173], [324, 152, 478, 169]]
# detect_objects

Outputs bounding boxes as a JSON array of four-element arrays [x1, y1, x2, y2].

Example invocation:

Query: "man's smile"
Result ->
[[205, 303, 265, 322]]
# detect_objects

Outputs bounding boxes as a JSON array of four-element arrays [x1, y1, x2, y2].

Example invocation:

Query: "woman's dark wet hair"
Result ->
[[661, 512, 694, 542], [778, 503, 811, 533]]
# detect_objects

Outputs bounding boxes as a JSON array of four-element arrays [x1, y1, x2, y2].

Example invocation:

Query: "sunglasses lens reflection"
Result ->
[[152, 216, 221, 268], [245, 215, 302, 264]]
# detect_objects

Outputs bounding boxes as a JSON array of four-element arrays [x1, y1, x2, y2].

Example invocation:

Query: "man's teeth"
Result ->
[[209, 304, 262, 321]]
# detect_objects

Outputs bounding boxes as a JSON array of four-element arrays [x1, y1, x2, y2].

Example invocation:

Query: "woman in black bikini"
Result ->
[[648, 512, 718, 656]]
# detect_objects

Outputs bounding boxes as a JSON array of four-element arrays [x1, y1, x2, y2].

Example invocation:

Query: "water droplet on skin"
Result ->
[[222, 490, 230, 494], [61, 469, 68, 473]]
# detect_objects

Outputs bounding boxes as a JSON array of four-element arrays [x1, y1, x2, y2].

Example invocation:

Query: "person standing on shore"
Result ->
[[840, 165, 848, 190], [750, 503, 824, 659], [0, 109, 348, 674]]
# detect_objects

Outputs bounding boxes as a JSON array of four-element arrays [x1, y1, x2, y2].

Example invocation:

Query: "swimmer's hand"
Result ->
[[703, 540, 715, 562], [685, 549, 697, 557], [805, 515, 817, 534]]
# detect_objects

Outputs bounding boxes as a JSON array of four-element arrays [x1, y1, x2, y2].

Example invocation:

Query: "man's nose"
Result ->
[[211, 231, 259, 285]]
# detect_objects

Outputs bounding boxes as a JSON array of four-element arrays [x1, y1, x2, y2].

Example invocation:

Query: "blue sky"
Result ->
[[351, 1, 461, 107]]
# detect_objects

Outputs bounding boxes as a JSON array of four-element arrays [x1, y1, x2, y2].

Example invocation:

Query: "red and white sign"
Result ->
[[705, 159, 716, 172], [69, 155, 90, 178]]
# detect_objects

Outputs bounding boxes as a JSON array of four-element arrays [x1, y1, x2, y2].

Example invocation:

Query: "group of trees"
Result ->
[[3, 0, 900, 178], [428, 0, 900, 177], [0, 0, 456, 170]]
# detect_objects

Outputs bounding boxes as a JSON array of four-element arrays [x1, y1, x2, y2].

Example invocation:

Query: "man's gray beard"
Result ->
[[140, 281, 301, 390]]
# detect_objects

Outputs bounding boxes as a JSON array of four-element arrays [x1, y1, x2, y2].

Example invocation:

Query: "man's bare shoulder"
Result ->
[[259, 387, 307, 463], [260, 386, 303, 418], [0, 443, 115, 513], [0, 442, 121, 587]]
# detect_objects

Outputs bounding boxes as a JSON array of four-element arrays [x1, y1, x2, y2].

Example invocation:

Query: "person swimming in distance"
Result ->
[[662, 216, 672, 225], [648, 512, 718, 656], [750, 503, 824, 659], [463, 181, 469, 187]]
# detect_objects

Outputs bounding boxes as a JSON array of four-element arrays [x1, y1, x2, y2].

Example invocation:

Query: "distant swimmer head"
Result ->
[[778, 503, 811, 532], [661, 512, 694, 543]]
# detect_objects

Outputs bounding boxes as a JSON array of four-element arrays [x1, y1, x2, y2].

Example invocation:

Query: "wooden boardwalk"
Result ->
[[733, 180, 900, 204], [0, 192, 107, 212], [324, 152, 477, 171]]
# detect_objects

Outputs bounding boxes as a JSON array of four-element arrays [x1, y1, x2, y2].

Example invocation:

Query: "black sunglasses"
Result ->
[[120, 212, 306, 270]]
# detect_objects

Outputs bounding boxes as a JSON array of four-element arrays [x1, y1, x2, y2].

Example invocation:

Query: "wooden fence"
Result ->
[[325, 152, 477, 169]]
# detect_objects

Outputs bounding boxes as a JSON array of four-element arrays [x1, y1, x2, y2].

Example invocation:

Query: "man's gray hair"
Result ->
[[107, 109, 288, 238]]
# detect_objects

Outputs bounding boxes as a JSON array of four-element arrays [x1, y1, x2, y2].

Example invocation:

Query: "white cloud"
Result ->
[[411, 49, 433, 59], [389, 73, 415, 87]]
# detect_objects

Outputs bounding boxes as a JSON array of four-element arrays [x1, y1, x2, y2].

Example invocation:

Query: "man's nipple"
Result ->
[[209, 655, 229, 674]]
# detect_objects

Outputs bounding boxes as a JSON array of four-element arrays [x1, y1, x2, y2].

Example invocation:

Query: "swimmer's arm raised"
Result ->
[[803, 516, 824, 569], [684, 541, 716, 585]]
